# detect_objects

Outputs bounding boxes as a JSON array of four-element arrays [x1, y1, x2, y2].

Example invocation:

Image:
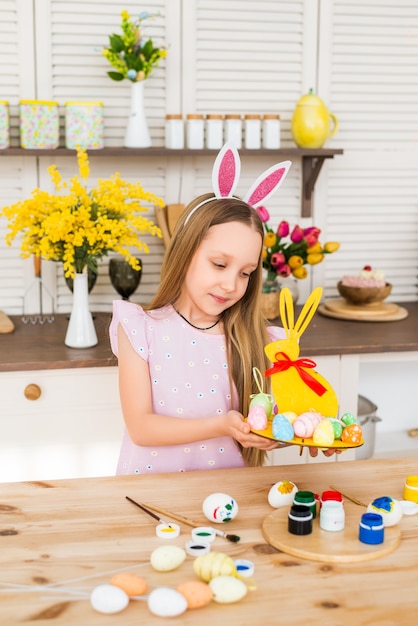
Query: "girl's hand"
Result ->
[[224, 410, 283, 451], [309, 447, 343, 457]]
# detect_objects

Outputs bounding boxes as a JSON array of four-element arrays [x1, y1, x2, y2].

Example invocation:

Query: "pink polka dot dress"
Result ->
[[109, 300, 283, 475]]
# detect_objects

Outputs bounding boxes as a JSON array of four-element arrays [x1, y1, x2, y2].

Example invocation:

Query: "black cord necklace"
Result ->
[[174, 308, 220, 331]]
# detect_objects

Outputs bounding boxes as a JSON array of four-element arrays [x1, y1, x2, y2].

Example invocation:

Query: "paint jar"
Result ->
[[404, 476, 418, 503], [244, 114, 261, 149], [165, 114, 184, 149], [19, 100, 59, 149], [359, 513, 384, 545], [233, 559, 254, 577], [186, 114, 204, 149], [320, 490, 344, 508], [185, 540, 211, 556], [294, 490, 317, 518], [191, 527, 216, 543], [0, 101, 10, 149], [155, 523, 180, 539], [224, 114, 242, 148], [320, 500, 345, 532], [205, 114, 223, 149], [65, 101, 104, 149], [288, 504, 313, 535], [262, 114, 281, 149]]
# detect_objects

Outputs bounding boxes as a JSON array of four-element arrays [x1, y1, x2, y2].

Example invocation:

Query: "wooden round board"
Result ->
[[250, 421, 364, 451], [262, 503, 401, 563], [318, 300, 408, 322]]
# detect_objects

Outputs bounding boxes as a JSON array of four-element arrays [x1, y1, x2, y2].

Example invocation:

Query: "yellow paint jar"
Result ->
[[403, 476, 418, 503]]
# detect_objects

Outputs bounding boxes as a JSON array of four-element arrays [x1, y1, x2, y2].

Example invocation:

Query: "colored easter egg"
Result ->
[[282, 411, 298, 424], [193, 552, 237, 582], [367, 496, 403, 527], [147, 587, 188, 617], [176, 580, 214, 609], [268, 480, 298, 508], [90, 584, 129, 614], [312, 419, 335, 446], [247, 404, 268, 430], [202, 493, 238, 523], [150, 545, 186, 571], [249, 392, 273, 417], [341, 412, 357, 426], [209, 575, 248, 603], [272, 414, 294, 441], [110, 572, 147, 596], [329, 418, 343, 439], [341, 423, 363, 444], [293, 414, 315, 438]]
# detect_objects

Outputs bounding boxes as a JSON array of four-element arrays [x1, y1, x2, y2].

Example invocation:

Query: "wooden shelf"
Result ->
[[0, 146, 343, 217]]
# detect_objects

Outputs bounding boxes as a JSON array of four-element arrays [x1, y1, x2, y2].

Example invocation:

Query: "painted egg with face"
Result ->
[[247, 404, 268, 430], [272, 414, 294, 441], [202, 493, 238, 523]]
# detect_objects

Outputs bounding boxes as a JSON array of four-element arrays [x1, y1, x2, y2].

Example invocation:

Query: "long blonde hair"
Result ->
[[148, 194, 271, 466]]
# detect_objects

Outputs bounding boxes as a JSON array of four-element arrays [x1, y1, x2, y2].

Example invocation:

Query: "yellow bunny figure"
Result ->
[[264, 286, 339, 417]]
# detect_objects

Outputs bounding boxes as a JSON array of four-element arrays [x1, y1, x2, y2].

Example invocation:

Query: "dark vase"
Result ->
[[65, 267, 98, 293], [109, 258, 142, 300]]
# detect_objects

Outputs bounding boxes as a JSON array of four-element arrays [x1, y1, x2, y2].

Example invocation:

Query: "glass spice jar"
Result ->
[[224, 114, 242, 148], [165, 114, 184, 149], [244, 114, 261, 149], [205, 114, 223, 149], [186, 114, 204, 149]]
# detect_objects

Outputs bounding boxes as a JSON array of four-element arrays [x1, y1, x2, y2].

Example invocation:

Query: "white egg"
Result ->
[[268, 480, 298, 508], [147, 587, 188, 617], [366, 496, 403, 527], [202, 492, 238, 523], [90, 584, 129, 614], [150, 545, 186, 571], [209, 575, 248, 603]]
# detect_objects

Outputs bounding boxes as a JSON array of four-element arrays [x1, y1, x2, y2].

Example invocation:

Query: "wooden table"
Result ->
[[1, 458, 417, 624]]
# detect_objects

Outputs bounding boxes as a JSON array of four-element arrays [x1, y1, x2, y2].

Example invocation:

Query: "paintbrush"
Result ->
[[142, 501, 240, 543], [329, 486, 367, 507], [125, 496, 174, 528]]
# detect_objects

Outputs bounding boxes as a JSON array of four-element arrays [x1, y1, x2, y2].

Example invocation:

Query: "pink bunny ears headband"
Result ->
[[184, 142, 292, 224]]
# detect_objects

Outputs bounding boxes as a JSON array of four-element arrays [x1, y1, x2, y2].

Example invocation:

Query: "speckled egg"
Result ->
[[209, 575, 248, 604], [202, 493, 238, 523], [341, 412, 357, 426], [249, 391, 273, 417], [147, 587, 188, 617], [110, 572, 147, 596], [150, 545, 186, 571], [367, 496, 403, 527], [268, 480, 298, 508], [329, 418, 343, 439], [176, 580, 214, 609], [341, 423, 363, 444], [272, 414, 294, 441], [90, 584, 129, 614], [247, 404, 268, 430]]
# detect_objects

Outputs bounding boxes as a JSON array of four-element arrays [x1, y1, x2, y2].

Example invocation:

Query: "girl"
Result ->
[[110, 144, 331, 474]]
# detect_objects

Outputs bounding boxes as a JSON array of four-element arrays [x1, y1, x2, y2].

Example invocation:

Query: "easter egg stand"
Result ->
[[251, 286, 365, 452], [262, 501, 401, 563]]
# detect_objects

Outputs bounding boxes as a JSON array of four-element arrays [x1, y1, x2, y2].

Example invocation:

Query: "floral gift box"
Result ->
[[65, 101, 104, 150], [19, 100, 59, 149]]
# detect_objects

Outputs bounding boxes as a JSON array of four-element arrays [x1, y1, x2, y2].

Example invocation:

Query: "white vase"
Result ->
[[124, 80, 151, 148], [65, 272, 98, 348]]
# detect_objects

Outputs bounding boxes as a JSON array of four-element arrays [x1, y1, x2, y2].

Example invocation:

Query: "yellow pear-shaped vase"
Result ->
[[291, 89, 339, 149]]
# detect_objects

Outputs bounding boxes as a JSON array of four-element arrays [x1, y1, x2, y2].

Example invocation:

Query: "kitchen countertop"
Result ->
[[1, 457, 417, 624], [0, 301, 417, 372]]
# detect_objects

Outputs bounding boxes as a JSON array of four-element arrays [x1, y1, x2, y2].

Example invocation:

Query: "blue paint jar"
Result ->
[[359, 513, 384, 545]]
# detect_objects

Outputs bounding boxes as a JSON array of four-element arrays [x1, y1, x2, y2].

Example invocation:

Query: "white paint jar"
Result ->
[[319, 500, 345, 532]]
